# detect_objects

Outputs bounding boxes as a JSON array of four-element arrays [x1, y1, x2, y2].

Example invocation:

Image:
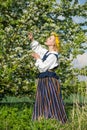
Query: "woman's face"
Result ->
[[45, 35, 55, 46]]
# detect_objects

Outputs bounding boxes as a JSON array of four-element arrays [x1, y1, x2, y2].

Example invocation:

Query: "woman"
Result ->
[[28, 32, 67, 123]]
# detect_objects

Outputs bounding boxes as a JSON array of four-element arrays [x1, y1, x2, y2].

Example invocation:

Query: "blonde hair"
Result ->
[[51, 32, 61, 52]]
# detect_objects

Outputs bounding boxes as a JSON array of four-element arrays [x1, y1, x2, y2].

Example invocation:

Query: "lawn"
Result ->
[[0, 102, 87, 130]]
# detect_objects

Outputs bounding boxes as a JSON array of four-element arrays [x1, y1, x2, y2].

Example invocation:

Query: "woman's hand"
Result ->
[[28, 32, 34, 41], [31, 52, 40, 60]]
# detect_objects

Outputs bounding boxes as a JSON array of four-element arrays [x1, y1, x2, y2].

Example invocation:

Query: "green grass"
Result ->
[[0, 103, 87, 130]]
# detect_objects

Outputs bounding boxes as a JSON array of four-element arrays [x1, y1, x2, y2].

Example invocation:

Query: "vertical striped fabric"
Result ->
[[32, 77, 67, 123]]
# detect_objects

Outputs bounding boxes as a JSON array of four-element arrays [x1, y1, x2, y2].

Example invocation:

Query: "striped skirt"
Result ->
[[32, 71, 67, 123]]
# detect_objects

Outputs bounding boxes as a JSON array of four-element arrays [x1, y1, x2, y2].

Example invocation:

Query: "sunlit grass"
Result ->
[[0, 101, 87, 130]]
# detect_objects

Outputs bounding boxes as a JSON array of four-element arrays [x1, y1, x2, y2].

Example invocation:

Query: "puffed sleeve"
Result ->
[[30, 40, 48, 58], [35, 54, 59, 72]]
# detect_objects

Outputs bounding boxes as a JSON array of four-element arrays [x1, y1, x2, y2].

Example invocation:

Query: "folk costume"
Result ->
[[30, 40, 67, 123]]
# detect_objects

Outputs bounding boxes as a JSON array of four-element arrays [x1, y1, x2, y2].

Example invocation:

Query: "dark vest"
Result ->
[[38, 51, 59, 79], [42, 51, 58, 61]]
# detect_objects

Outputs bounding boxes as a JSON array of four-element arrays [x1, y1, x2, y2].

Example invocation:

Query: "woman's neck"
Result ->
[[48, 46, 57, 52]]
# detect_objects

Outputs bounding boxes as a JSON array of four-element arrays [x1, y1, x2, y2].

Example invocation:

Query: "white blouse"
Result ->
[[30, 40, 59, 72]]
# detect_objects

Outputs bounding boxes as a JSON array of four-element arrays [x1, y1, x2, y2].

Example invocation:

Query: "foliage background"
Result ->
[[0, 0, 87, 100]]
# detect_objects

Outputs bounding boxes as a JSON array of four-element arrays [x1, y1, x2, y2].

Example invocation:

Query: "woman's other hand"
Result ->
[[28, 32, 34, 41], [31, 52, 40, 60]]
